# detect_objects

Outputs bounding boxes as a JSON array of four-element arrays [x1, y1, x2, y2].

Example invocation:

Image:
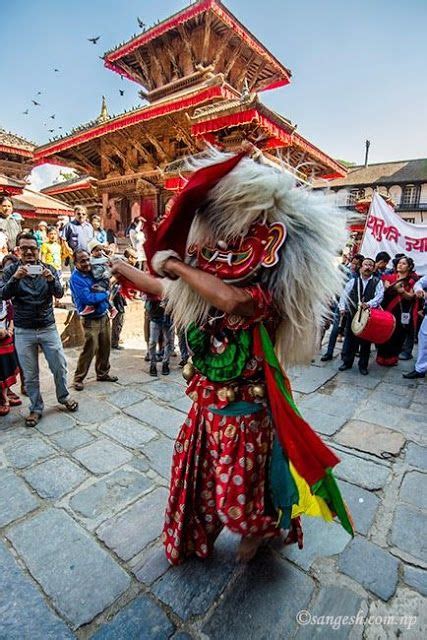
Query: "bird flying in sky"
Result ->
[[119, 89, 125, 96], [50, 114, 55, 119], [32, 100, 41, 106], [137, 17, 146, 29], [22, 109, 29, 115], [88, 36, 101, 44]]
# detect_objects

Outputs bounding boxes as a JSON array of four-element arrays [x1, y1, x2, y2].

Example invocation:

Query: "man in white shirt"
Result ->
[[403, 275, 427, 379], [338, 257, 384, 375]]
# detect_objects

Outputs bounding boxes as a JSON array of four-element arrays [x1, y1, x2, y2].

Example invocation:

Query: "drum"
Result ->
[[351, 306, 396, 344]]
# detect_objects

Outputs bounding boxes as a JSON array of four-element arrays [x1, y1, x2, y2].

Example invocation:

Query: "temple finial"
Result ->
[[97, 96, 109, 123]]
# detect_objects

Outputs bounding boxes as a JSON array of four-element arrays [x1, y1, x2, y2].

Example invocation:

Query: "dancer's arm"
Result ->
[[112, 261, 164, 298], [163, 258, 254, 316]]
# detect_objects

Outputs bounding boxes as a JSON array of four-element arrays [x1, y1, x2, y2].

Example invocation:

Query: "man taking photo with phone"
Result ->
[[0, 232, 78, 427]]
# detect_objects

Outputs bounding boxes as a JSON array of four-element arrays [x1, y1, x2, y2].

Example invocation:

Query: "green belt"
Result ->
[[210, 401, 264, 416]]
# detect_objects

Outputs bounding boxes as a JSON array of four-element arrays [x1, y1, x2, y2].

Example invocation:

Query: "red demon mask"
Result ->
[[187, 222, 287, 282]]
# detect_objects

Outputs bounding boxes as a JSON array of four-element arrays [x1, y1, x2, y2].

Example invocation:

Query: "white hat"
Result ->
[[87, 238, 106, 253]]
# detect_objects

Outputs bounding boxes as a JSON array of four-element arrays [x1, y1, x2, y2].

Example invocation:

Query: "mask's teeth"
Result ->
[[227, 253, 233, 266], [209, 250, 219, 263]]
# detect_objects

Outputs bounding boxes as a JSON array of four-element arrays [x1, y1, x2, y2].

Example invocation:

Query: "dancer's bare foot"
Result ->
[[237, 535, 263, 563]]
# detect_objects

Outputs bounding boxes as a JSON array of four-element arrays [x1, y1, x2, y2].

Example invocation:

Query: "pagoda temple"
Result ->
[[36, 0, 346, 232]]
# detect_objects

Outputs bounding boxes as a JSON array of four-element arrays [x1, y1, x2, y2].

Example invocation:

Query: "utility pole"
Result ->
[[364, 140, 370, 167]]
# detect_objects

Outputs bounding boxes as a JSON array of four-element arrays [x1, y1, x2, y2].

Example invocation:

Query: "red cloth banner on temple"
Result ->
[[360, 193, 427, 275]]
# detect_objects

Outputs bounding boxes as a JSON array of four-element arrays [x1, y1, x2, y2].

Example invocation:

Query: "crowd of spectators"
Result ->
[[0, 200, 120, 423], [322, 250, 427, 378], [1, 195, 425, 424], [0, 201, 190, 424]]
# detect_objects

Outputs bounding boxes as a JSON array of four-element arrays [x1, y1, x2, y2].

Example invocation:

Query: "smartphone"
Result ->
[[26, 264, 43, 276]]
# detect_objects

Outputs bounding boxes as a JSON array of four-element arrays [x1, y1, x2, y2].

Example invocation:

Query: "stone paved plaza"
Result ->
[[0, 339, 426, 639]]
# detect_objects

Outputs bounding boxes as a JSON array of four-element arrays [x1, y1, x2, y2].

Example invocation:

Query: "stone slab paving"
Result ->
[[202, 547, 314, 639], [73, 438, 134, 475], [339, 537, 399, 601], [0, 540, 76, 639], [295, 585, 363, 639], [90, 594, 175, 640], [23, 456, 89, 499], [96, 487, 168, 561], [4, 436, 57, 469], [0, 343, 425, 638], [0, 469, 40, 527], [34, 410, 77, 436], [6, 509, 131, 628], [50, 427, 95, 452], [99, 414, 156, 450]]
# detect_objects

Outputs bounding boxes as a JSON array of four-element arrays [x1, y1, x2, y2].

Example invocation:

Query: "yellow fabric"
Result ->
[[41, 241, 62, 271], [289, 462, 334, 521]]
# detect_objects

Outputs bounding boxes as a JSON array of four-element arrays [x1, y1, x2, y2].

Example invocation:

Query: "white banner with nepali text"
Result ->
[[360, 192, 427, 275]]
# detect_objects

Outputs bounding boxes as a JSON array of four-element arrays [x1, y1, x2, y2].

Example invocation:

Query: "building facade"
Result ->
[[317, 158, 427, 225]]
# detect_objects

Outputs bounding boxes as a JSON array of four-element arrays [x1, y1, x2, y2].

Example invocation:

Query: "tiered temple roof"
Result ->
[[0, 173, 26, 197], [104, 0, 291, 101], [12, 187, 73, 220], [0, 128, 35, 181], [37, 0, 346, 211], [41, 174, 100, 210]]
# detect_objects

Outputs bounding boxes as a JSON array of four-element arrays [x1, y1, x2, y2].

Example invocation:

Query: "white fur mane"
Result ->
[[165, 149, 347, 366]]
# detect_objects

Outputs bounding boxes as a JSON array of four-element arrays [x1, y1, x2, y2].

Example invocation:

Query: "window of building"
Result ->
[[400, 184, 420, 208], [347, 188, 365, 206], [403, 217, 415, 224]]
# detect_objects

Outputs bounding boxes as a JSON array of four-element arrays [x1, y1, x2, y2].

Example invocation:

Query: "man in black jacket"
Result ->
[[338, 257, 384, 375], [0, 233, 77, 427]]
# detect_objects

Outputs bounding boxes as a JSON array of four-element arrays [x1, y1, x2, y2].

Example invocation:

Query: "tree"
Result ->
[[54, 169, 79, 184], [336, 159, 356, 168]]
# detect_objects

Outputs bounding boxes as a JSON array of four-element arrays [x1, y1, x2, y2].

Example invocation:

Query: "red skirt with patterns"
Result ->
[[163, 398, 283, 565], [0, 336, 19, 391]]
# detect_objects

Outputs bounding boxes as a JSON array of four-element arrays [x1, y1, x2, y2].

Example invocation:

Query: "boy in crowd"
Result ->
[[41, 226, 62, 273], [146, 297, 172, 376], [80, 239, 118, 318]]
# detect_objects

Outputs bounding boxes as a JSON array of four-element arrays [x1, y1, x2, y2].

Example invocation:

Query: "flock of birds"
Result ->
[[21, 16, 150, 139]]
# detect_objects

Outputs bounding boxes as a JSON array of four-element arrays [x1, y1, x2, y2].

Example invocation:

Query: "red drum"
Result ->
[[351, 307, 396, 344]]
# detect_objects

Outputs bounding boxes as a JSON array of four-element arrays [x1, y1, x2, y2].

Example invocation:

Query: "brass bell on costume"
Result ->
[[250, 384, 266, 399], [182, 362, 196, 382], [225, 387, 236, 403]]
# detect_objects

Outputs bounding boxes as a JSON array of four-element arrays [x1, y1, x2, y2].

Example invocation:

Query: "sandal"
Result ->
[[0, 404, 10, 416], [96, 375, 119, 383], [25, 413, 41, 428], [63, 398, 79, 412], [74, 382, 84, 391]]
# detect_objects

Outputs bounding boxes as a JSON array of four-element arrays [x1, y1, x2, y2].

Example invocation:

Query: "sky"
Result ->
[[1, 0, 426, 189]]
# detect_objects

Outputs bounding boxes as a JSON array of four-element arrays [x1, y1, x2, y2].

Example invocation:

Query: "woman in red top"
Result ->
[[376, 256, 416, 366]]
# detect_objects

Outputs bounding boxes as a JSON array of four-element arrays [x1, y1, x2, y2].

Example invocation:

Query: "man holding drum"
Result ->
[[338, 257, 384, 375]]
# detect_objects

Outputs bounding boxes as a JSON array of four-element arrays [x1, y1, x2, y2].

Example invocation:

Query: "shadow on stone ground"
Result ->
[[0, 336, 426, 639]]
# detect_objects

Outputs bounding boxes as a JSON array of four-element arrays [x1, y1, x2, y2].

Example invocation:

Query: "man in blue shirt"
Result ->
[[62, 206, 94, 253], [70, 250, 118, 390]]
